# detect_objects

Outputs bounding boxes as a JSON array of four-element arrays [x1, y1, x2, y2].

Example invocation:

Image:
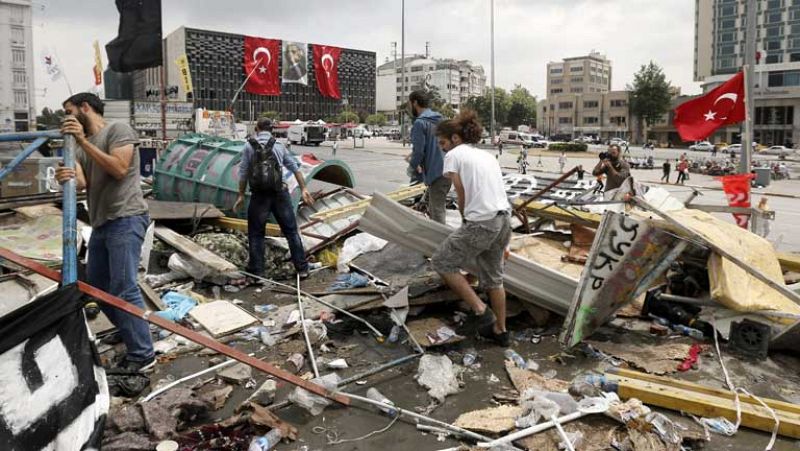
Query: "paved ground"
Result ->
[[295, 137, 800, 253]]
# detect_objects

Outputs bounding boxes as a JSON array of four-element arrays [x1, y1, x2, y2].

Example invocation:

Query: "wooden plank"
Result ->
[[778, 252, 800, 273], [206, 216, 283, 237], [512, 198, 601, 227], [153, 225, 237, 274], [146, 199, 224, 220], [310, 184, 427, 223], [606, 368, 800, 415], [188, 300, 259, 337], [138, 278, 165, 311], [610, 376, 800, 438]]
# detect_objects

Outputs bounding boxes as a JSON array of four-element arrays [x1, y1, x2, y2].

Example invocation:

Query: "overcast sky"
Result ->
[[33, 0, 700, 111]]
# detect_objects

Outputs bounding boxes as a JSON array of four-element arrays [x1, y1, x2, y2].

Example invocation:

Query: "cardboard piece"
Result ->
[[189, 300, 259, 337]]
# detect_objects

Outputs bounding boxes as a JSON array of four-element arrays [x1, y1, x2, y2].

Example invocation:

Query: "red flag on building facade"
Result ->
[[673, 71, 746, 141], [719, 173, 754, 229], [243, 36, 281, 96], [313, 45, 341, 99]]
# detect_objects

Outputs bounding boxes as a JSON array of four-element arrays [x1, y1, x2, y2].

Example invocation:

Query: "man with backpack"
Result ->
[[233, 118, 315, 279]]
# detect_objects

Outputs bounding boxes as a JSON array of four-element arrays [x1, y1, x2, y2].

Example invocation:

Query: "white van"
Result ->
[[499, 130, 533, 148], [288, 122, 326, 146]]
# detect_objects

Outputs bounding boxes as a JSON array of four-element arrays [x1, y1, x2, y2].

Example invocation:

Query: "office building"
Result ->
[[133, 26, 375, 135], [0, 0, 35, 132], [694, 0, 800, 146], [376, 55, 486, 123], [546, 51, 612, 97]]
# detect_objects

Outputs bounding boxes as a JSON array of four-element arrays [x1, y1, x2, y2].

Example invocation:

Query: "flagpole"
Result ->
[[229, 60, 262, 112], [740, 0, 756, 174]]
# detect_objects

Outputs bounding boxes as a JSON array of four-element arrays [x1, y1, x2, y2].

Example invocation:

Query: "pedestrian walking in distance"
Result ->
[[558, 151, 567, 173], [408, 90, 451, 224], [332, 139, 338, 158], [234, 118, 315, 279], [661, 159, 671, 183], [431, 110, 512, 347], [55, 92, 155, 372]]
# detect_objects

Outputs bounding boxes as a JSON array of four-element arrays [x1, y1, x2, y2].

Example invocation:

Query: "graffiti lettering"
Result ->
[[594, 251, 619, 271]]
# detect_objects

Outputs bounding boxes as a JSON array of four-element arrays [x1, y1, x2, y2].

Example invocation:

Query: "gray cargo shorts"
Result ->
[[431, 212, 511, 290]]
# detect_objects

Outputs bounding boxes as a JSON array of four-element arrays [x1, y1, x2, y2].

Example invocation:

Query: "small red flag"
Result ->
[[719, 173, 754, 229], [673, 71, 745, 141], [244, 36, 281, 96], [313, 45, 341, 99]]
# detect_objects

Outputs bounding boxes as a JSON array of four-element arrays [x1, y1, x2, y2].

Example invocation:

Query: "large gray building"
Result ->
[[694, 0, 800, 146], [0, 0, 35, 132]]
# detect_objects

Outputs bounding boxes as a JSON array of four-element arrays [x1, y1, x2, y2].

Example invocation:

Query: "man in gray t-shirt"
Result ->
[[55, 92, 154, 372]]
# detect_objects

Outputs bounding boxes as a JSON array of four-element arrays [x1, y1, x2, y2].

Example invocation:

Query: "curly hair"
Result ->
[[435, 109, 483, 144]]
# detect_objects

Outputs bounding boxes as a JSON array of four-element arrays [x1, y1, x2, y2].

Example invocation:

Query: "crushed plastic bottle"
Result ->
[[504, 349, 527, 369], [388, 325, 401, 343], [366, 387, 398, 417], [248, 429, 282, 450], [462, 348, 478, 366], [672, 324, 705, 340]]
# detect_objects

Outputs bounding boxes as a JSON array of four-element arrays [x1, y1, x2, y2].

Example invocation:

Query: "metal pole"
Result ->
[[401, 0, 406, 143], [160, 38, 167, 140], [0, 137, 48, 181], [61, 135, 78, 284], [740, 0, 756, 174], [490, 0, 496, 144]]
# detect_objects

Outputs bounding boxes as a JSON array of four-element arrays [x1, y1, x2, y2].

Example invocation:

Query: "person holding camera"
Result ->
[[592, 144, 630, 192]]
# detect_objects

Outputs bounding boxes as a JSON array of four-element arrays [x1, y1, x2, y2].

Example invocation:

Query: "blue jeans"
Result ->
[[247, 189, 307, 275], [87, 214, 155, 362]]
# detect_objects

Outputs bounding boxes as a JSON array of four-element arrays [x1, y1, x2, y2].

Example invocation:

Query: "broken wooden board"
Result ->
[[310, 183, 427, 223], [587, 340, 691, 375], [508, 235, 585, 280], [154, 225, 237, 274], [138, 278, 165, 311], [453, 405, 524, 434], [189, 300, 259, 337], [205, 216, 283, 237], [505, 361, 569, 394], [145, 200, 224, 221], [407, 317, 464, 348]]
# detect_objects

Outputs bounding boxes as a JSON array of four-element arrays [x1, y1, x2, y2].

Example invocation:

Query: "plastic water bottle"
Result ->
[[462, 348, 478, 366], [388, 325, 401, 343], [248, 429, 282, 450], [673, 324, 705, 340], [504, 349, 527, 369], [366, 387, 398, 417]]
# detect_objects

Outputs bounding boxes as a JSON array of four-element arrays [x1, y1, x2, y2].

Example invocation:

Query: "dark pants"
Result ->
[[247, 189, 307, 275], [661, 170, 670, 183], [87, 214, 154, 363]]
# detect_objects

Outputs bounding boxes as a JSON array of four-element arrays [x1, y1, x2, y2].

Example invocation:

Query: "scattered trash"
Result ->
[[488, 374, 500, 383], [154, 291, 198, 322], [216, 363, 253, 385], [366, 387, 399, 417], [326, 358, 349, 369], [542, 369, 558, 380], [462, 348, 478, 366], [698, 416, 737, 436], [504, 348, 527, 369], [223, 284, 241, 293], [244, 379, 277, 407], [336, 233, 388, 272], [677, 343, 703, 372], [426, 325, 459, 345], [248, 428, 283, 450], [287, 353, 305, 373], [288, 373, 340, 416], [259, 327, 277, 347], [254, 304, 278, 315], [416, 354, 461, 402], [155, 440, 179, 451], [328, 272, 370, 291], [453, 405, 524, 433]]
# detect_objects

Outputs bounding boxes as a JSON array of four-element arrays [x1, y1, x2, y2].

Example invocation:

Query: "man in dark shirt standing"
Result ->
[[408, 90, 450, 224], [55, 92, 155, 372], [592, 144, 631, 192], [661, 159, 671, 183]]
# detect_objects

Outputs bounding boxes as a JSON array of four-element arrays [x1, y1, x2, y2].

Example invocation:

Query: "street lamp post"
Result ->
[[401, 0, 406, 144], [740, 0, 756, 174], [490, 0, 496, 145]]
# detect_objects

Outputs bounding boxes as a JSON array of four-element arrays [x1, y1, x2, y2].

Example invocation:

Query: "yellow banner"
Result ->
[[92, 40, 103, 85], [175, 54, 194, 96]]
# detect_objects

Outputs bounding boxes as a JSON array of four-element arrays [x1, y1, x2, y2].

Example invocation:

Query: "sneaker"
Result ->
[[298, 268, 310, 280], [458, 307, 496, 337], [480, 329, 510, 347], [116, 356, 156, 373]]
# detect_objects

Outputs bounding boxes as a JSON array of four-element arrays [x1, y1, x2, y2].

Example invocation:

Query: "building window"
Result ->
[[571, 77, 583, 83], [719, 45, 735, 55], [583, 101, 599, 108], [12, 49, 25, 64], [767, 12, 783, 23], [558, 102, 573, 109], [10, 26, 24, 44], [766, 53, 783, 63], [720, 5, 736, 16], [766, 40, 782, 50], [549, 67, 563, 74], [570, 87, 583, 93], [610, 116, 627, 126], [791, 37, 800, 49], [13, 90, 27, 106], [767, 0, 782, 9], [791, 53, 800, 62], [550, 88, 563, 94], [768, 70, 800, 87], [551, 78, 563, 84], [765, 27, 781, 38], [720, 32, 735, 42], [570, 66, 583, 73], [610, 99, 627, 108], [12, 70, 26, 85], [583, 117, 599, 124], [720, 19, 736, 29], [558, 117, 572, 124]]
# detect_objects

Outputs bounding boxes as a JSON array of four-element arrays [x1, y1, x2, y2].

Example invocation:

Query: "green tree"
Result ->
[[507, 85, 537, 129], [36, 107, 65, 130], [260, 110, 281, 122], [336, 110, 360, 124], [366, 113, 387, 126], [628, 62, 673, 143], [463, 87, 510, 130]]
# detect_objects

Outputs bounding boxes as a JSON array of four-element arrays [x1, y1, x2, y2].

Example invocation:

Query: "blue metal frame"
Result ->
[[0, 130, 76, 285]]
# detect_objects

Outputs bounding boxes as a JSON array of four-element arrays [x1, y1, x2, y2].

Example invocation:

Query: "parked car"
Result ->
[[689, 141, 714, 152], [726, 144, 741, 155], [609, 137, 628, 147], [762, 145, 794, 157]]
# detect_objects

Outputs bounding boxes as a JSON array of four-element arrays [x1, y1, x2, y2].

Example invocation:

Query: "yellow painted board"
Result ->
[[612, 376, 800, 439], [606, 368, 800, 415], [310, 184, 426, 223], [206, 217, 282, 236]]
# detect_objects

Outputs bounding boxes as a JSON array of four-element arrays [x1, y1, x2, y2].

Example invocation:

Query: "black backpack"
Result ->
[[246, 137, 283, 192]]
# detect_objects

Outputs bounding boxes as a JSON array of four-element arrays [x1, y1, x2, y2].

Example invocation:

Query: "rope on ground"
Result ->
[[711, 315, 779, 450], [312, 415, 400, 445]]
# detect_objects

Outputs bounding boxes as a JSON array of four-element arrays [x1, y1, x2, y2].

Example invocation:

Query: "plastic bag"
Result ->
[[154, 291, 198, 322], [415, 354, 460, 403], [287, 372, 340, 416], [336, 233, 388, 272], [168, 252, 212, 281]]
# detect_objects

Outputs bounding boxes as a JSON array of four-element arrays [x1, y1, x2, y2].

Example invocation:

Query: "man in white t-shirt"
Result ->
[[430, 112, 512, 346]]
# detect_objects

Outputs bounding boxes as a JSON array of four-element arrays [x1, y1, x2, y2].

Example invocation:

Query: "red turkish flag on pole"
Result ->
[[243, 36, 280, 96], [313, 45, 341, 99], [673, 71, 745, 141]]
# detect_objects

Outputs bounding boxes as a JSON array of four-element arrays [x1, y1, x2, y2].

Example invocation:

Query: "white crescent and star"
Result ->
[[704, 92, 739, 122], [321, 53, 334, 72], [252, 47, 272, 70]]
